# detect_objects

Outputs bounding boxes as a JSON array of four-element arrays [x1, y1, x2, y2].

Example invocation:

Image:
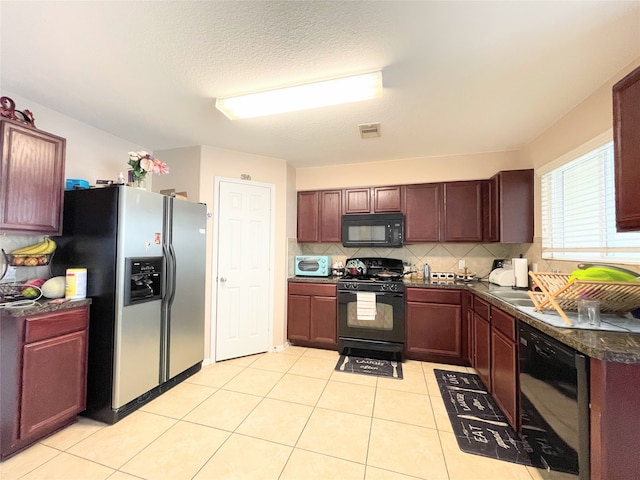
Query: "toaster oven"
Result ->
[[294, 255, 331, 277]]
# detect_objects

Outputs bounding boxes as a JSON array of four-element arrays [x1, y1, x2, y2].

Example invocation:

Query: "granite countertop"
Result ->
[[288, 275, 640, 364], [0, 298, 92, 317]]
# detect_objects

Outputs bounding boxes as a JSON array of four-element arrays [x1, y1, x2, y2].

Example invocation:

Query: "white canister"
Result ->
[[65, 268, 87, 299]]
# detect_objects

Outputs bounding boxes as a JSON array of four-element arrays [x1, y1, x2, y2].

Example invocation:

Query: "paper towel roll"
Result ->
[[512, 258, 529, 288]]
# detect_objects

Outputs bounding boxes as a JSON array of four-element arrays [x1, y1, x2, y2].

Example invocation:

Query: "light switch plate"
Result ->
[[458, 260, 465, 269]]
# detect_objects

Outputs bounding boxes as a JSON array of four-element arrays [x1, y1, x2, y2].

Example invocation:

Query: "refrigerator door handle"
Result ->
[[167, 244, 177, 306]]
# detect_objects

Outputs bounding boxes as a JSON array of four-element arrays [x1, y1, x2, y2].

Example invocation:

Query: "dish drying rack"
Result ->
[[527, 271, 640, 326]]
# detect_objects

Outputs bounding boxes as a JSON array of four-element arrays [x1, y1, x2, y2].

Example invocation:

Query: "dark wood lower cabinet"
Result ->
[[473, 312, 491, 390], [287, 282, 337, 349], [491, 328, 517, 428], [1, 304, 89, 460], [405, 288, 466, 364]]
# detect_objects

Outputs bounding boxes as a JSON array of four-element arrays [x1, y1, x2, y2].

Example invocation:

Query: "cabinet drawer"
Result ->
[[24, 306, 89, 343], [288, 282, 336, 297], [406, 288, 461, 304], [491, 307, 515, 341], [474, 297, 490, 321]]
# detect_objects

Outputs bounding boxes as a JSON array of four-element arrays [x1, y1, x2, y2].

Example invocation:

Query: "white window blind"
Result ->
[[541, 141, 640, 264]]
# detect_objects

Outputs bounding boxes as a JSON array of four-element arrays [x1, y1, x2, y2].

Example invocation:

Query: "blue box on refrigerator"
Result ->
[[65, 178, 90, 190]]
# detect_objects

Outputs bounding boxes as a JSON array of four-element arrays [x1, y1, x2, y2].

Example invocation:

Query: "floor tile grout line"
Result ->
[[276, 371, 331, 479]]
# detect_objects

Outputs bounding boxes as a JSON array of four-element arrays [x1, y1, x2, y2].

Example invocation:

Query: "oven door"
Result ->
[[338, 290, 405, 344]]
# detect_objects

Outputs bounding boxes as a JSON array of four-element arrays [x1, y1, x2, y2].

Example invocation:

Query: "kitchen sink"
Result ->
[[489, 289, 531, 300], [488, 289, 535, 307], [509, 298, 535, 307]]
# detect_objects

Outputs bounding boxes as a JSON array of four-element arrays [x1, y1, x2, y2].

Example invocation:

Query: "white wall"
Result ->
[[152, 146, 202, 199], [295, 150, 526, 191], [198, 146, 292, 354]]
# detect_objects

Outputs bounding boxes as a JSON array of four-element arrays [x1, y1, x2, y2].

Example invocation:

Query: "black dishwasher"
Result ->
[[519, 322, 590, 480]]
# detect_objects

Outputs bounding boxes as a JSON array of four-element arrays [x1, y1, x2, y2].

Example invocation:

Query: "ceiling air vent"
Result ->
[[358, 123, 381, 139]]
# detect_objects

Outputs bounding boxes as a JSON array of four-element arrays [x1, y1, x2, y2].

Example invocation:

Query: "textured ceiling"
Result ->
[[1, 1, 639, 168]]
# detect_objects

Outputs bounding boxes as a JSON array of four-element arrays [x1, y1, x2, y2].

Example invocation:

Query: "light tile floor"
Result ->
[[0, 346, 576, 480]]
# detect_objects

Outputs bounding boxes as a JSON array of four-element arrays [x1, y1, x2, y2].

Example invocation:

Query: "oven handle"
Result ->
[[338, 291, 405, 298]]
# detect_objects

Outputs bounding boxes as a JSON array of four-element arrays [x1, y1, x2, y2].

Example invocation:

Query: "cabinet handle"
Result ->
[[219, 277, 227, 283]]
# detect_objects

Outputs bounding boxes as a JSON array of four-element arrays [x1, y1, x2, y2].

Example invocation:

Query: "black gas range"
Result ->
[[337, 257, 406, 361]]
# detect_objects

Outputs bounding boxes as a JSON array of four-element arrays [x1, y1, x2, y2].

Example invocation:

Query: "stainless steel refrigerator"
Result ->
[[53, 186, 207, 424]]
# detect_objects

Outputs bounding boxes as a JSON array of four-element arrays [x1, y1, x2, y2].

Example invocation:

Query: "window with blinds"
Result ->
[[541, 140, 640, 263]]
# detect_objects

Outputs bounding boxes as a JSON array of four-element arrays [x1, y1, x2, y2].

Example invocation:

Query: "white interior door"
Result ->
[[215, 179, 273, 361]]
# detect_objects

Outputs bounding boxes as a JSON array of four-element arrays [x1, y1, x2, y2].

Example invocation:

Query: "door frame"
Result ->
[[210, 176, 275, 362]]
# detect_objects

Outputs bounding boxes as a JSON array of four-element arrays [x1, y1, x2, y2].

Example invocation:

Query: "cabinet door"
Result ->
[[319, 190, 342, 242], [473, 313, 491, 391], [442, 181, 485, 242], [373, 186, 402, 212], [287, 294, 311, 342], [343, 188, 371, 214], [488, 170, 534, 243], [491, 329, 517, 428], [20, 330, 87, 440], [406, 302, 462, 360], [297, 191, 319, 242], [0, 120, 66, 234], [310, 295, 337, 347], [402, 183, 441, 242], [613, 65, 640, 231]]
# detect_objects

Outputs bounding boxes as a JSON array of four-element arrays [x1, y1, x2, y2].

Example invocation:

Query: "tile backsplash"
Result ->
[[293, 241, 530, 280], [289, 239, 640, 280]]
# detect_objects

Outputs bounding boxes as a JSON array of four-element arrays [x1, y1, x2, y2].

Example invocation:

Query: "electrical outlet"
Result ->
[[458, 260, 465, 270]]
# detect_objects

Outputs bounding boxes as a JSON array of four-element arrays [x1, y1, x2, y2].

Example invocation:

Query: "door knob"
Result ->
[[219, 277, 227, 283]]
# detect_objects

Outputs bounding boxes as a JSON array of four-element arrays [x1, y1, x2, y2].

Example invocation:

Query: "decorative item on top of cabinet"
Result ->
[[0, 118, 66, 234], [485, 169, 534, 243], [0, 96, 36, 126], [442, 180, 486, 242], [0, 304, 90, 460], [613, 65, 640, 232], [296, 190, 342, 243], [343, 185, 402, 214]]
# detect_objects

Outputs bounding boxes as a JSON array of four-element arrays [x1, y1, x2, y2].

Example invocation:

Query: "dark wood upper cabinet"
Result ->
[[319, 190, 342, 242], [0, 119, 66, 234], [297, 190, 342, 242], [297, 191, 320, 242], [613, 65, 640, 232], [343, 188, 371, 214], [486, 169, 534, 243], [343, 186, 402, 214], [373, 186, 402, 212], [442, 180, 485, 242], [402, 183, 441, 243]]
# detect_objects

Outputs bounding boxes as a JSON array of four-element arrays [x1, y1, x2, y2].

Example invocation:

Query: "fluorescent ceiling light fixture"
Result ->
[[215, 71, 383, 120]]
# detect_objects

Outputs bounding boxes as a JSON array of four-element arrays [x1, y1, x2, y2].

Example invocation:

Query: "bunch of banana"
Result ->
[[11, 237, 57, 255]]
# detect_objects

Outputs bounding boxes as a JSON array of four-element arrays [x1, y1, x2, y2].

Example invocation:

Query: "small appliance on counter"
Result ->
[[489, 267, 515, 286], [294, 255, 331, 277]]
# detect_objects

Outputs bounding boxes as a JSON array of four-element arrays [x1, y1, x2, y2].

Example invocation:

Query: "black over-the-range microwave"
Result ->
[[341, 213, 404, 248]]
